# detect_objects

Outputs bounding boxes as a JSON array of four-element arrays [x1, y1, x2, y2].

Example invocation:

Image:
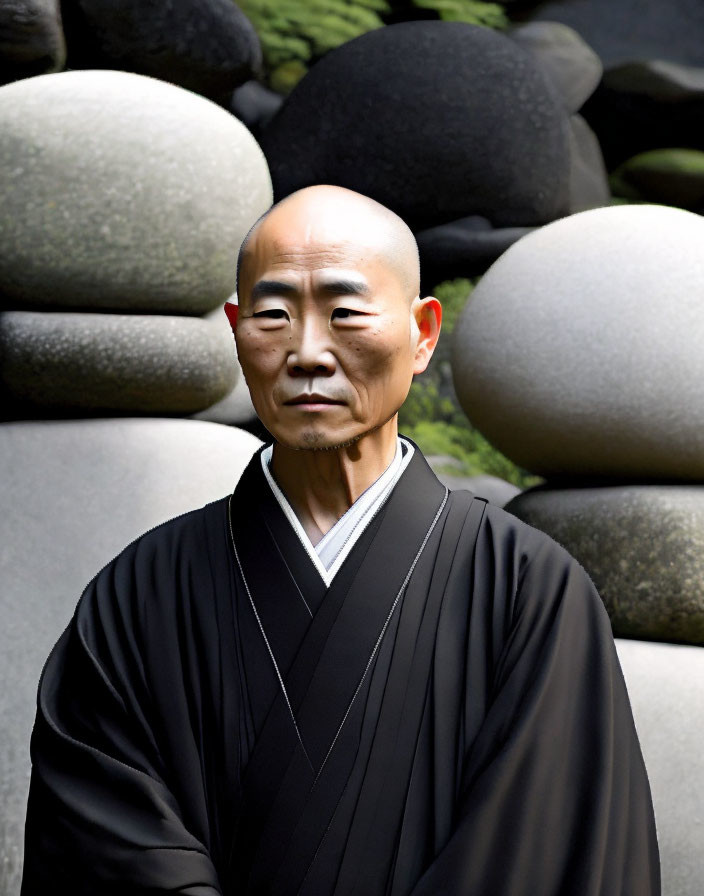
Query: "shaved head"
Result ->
[[236, 185, 420, 302]]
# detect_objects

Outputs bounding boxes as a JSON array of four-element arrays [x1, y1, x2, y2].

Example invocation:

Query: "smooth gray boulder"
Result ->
[[452, 204, 704, 480], [1, 310, 238, 414], [0, 417, 261, 895], [0, 69, 272, 313], [505, 484, 704, 645], [509, 21, 602, 113], [193, 369, 257, 426], [0, 0, 65, 84], [616, 639, 704, 896]]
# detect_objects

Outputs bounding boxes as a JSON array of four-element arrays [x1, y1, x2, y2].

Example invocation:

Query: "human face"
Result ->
[[235, 237, 423, 451]]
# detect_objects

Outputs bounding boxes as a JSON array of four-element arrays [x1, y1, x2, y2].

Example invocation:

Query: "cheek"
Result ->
[[237, 329, 286, 378]]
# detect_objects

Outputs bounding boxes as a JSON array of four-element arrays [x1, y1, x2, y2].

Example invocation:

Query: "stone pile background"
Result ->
[[1, 3, 703, 895]]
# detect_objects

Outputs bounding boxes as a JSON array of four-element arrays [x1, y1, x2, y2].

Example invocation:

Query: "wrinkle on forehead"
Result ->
[[238, 185, 421, 299]]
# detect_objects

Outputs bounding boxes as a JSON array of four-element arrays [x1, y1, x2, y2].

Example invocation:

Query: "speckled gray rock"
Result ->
[[505, 485, 704, 645], [60, 0, 261, 99], [0, 70, 272, 313], [0, 0, 65, 84], [261, 21, 571, 231], [191, 306, 257, 425], [0, 310, 238, 413], [509, 21, 602, 113], [0, 417, 261, 893], [452, 205, 704, 480], [616, 638, 704, 896]]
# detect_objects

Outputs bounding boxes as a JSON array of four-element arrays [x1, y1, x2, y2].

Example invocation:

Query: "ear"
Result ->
[[223, 301, 239, 332], [411, 296, 442, 375]]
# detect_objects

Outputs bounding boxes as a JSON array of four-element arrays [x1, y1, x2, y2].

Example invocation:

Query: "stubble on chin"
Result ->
[[277, 429, 364, 452]]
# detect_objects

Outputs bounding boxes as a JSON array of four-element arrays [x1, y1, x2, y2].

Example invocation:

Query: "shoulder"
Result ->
[[452, 490, 603, 622], [75, 496, 232, 630]]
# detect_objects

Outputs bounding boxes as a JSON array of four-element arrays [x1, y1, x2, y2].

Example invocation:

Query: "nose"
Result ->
[[287, 315, 336, 377]]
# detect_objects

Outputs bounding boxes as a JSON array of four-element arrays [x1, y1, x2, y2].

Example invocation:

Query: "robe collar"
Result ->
[[259, 437, 415, 586]]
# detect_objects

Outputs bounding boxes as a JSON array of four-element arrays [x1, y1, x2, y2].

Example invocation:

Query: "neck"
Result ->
[[271, 420, 399, 544]]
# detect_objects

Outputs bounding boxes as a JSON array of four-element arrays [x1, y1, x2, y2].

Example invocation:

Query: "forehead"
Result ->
[[242, 205, 399, 282]]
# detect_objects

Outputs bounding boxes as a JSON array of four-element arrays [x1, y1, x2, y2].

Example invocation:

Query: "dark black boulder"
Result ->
[[0, 0, 65, 84], [60, 0, 261, 101], [260, 21, 571, 231]]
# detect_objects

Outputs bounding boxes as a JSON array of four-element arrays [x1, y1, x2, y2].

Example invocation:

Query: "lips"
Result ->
[[284, 393, 344, 405]]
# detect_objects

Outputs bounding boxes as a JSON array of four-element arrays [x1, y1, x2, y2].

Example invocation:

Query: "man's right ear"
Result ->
[[224, 302, 238, 332]]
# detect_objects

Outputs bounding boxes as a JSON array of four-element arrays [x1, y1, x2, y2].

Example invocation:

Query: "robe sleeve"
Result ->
[[21, 532, 224, 896], [409, 530, 660, 896]]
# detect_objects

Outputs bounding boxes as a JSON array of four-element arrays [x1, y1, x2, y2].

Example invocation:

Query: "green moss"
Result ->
[[609, 147, 704, 210], [238, 0, 390, 91], [237, 0, 508, 92], [409, 0, 508, 28]]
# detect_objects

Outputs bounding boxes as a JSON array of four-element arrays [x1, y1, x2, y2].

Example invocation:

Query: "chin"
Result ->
[[273, 427, 364, 452]]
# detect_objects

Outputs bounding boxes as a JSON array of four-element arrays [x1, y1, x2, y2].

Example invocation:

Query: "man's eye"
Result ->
[[253, 309, 288, 319], [331, 308, 364, 320]]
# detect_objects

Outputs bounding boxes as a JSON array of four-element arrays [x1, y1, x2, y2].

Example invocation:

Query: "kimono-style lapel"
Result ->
[[227, 444, 456, 894]]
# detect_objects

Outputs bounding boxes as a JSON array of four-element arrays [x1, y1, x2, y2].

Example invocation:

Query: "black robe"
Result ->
[[21, 444, 660, 895]]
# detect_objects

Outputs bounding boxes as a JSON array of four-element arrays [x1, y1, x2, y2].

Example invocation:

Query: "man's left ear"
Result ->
[[224, 301, 239, 332], [412, 296, 442, 375]]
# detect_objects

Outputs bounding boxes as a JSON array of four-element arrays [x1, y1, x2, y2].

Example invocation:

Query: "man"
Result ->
[[21, 185, 659, 895]]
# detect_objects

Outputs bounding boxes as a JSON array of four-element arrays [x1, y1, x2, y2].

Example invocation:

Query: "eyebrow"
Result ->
[[249, 278, 372, 301], [250, 280, 299, 301], [318, 278, 371, 298]]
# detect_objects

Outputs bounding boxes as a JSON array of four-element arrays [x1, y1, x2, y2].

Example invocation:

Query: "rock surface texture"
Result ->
[[0, 69, 272, 313], [615, 639, 704, 896], [521, 0, 704, 69], [0, 311, 237, 413], [260, 21, 571, 232], [509, 21, 602, 114], [506, 485, 704, 645], [0, 0, 66, 84], [0, 418, 260, 895], [452, 204, 704, 480], [60, 0, 261, 99]]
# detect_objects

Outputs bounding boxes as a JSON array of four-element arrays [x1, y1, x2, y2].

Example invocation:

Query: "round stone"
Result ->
[[610, 148, 704, 211], [452, 204, 704, 479], [0, 310, 238, 414], [509, 21, 602, 113], [505, 485, 704, 645], [583, 61, 704, 169], [0, 0, 66, 84], [522, 0, 704, 69], [616, 638, 704, 896], [260, 21, 571, 231], [0, 417, 260, 892], [60, 0, 261, 99], [0, 70, 272, 313]]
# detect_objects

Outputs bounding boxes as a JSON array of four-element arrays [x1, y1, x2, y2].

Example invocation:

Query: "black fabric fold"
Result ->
[[22, 442, 660, 896]]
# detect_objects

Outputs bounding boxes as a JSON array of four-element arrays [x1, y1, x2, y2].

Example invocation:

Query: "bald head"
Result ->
[[236, 185, 420, 302]]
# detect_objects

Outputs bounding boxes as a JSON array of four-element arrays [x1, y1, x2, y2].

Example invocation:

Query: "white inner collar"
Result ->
[[261, 438, 414, 587]]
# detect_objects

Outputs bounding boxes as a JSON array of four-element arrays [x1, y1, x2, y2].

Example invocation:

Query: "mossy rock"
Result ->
[[609, 148, 704, 210]]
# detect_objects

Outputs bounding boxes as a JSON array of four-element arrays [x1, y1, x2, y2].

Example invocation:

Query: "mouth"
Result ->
[[284, 393, 345, 408]]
